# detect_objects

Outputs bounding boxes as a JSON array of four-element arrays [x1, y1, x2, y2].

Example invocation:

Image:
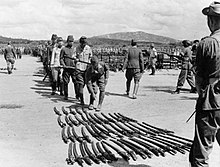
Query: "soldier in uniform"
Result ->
[[172, 40, 196, 94], [46, 34, 57, 82], [75, 36, 93, 105], [50, 37, 64, 95], [149, 43, 157, 75], [189, 2, 220, 167], [85, 56, 109, 111], [60, 35, 77, 100], [122, 39, 144, 99], [4, 42, 16, 74]]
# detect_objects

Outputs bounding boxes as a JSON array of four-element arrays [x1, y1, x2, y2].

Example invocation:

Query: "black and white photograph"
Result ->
[[0, 0, 220, 167]]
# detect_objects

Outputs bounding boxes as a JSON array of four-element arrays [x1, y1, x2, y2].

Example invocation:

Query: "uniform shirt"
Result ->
[[4, 45, 16, 59], [123, 46, 144, 71], [196, 29, 220, 79], [75, 44, 92, 71], [85, 62, 109, 82], [50, 46, 62, 67], [60, 45, 76, 67], [181, 47, 192, 64]]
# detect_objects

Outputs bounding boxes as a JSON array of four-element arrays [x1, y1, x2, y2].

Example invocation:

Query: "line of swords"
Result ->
[[54, 106, 193, 166]]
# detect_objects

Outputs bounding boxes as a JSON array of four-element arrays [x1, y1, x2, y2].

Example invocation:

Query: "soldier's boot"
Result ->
[[172, 88, 180, 94], [64, 83, 68, 100], [96, 91, 105, 112], [132, 83, 139, 99], [59, 82, 64, 96], [150, 67, 155, 75], [7, 66, 12, 74], [190, 87, 197, 93], [79, 94, 84, 106], [88, 95, 95, 110], [74, 83, 80, 100], [126, 80, 131, 95], [51, 82, 57, 95], [11, 64, 14, 70]]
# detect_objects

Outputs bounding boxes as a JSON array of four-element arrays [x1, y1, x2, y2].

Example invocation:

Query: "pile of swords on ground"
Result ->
[[54, 106, 193, 166]]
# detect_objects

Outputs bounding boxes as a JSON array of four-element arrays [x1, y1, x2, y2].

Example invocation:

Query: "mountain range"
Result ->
[[0, 31, 179, 46], [91, 31, 178, 44]]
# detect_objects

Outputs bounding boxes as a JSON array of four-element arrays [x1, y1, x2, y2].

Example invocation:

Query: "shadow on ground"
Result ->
[[179, 96, 197, 101], [31, 77, 79, 103], [109, 158, 151, 167], [142, 86, 175, 94]]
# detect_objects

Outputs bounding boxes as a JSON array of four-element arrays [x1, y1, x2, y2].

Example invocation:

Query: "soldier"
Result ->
[[122, 39, 144, 99], [172, 40, 196, 94], [46, 34, 57, 81], [75, 36, 93, 105], [189, 2, 220, 167], [149, 43, 157, 75], [4, 42, 16, 74], [16, 48, 22, 59], [85, 56, 109, 111], [60, 35, 77, 100], [50, 37, 64, 95]]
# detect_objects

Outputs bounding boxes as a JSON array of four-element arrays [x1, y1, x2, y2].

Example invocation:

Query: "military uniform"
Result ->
[[50, 38, 63, 95], [75, 40, 93, 104], [46, 34, 57, 82], [189, 31, 220, 167], [60, 36, 77, 99], [4, 43, 16, 74], [189, 2, 220, 166], [173, 41, 196, 93], [149, 45, 157, 75], [85, 56, 109, 111], [122, 41, 144, 99]]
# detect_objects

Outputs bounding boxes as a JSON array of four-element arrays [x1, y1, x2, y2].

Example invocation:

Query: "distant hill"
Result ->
[[92, 31, 178, 44], [0, 35, 30, 44]]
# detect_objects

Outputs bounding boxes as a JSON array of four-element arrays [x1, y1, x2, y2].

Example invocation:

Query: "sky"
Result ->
[[0, 0, 214, 40]]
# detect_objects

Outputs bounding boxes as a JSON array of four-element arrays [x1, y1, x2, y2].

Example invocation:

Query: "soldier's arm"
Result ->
[[47, 47, 50, 65], [4, 49, 7, 60], [50, 48, 55, 66], [85, 67, 96, 99], [60, 48, 65, 67], [195, 38, 214, 95], [139, 50, 144, 73], [12, 48, 16, 59], [104, 63, 109, 79], [122, 51, 128, 71]]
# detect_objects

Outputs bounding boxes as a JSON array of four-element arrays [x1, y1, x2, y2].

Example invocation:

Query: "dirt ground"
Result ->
[[0, 54, 219, 167]]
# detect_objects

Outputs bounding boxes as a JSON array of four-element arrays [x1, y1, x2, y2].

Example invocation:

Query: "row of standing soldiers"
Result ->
[[45, 34, 109, 112]]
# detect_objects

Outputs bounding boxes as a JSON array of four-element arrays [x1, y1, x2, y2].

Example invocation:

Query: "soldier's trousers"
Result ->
[[189, 110, 220, 167], [6, 58, 15, 74], [62, 69, 77, 98], [51, 67, 63, 93], [76, 70, 86, 96], [177, 63, 195, 89], [87, 76, 106, 104]]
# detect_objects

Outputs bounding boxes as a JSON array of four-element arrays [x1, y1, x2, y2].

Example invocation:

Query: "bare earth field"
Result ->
[[0, 55, 219, 167]]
